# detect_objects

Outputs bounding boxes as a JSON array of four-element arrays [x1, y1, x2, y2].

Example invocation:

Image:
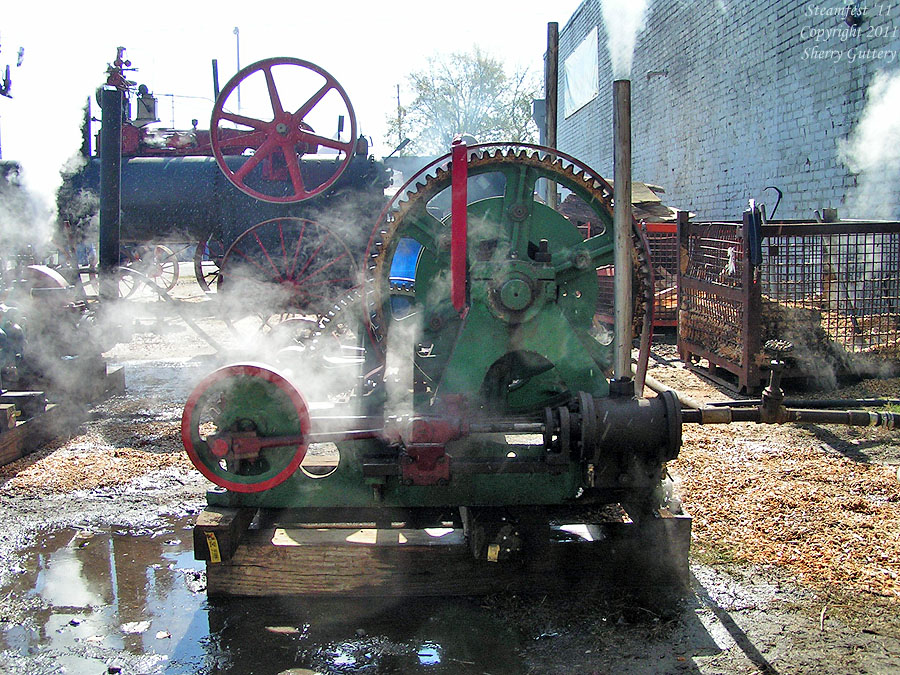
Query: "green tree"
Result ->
[[387, 48, 540, 155]]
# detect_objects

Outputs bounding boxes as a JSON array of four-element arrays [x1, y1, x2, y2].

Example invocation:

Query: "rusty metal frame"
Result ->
[[594, 221, 679, 328], [678, 213, 900, 392]]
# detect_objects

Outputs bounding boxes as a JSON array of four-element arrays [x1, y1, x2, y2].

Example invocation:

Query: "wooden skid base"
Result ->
[[0, 365, 125, 467], [200, 508, 692, 597]]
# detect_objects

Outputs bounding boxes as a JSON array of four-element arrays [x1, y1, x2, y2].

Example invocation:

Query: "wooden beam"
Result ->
[[0, 365, 126, 468], [194, 506, 257, 562], [0, 404, 17, 432], [204, 511, 691, 597], [0, 403, 72, 466]]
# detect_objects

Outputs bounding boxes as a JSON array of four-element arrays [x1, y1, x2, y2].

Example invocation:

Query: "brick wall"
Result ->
[[556, 0, 900, 220]]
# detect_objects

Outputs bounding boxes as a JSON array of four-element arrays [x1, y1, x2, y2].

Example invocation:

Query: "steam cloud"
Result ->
[[600, 0, 650, 80], [0, 164, 53, 258], [839, 70, 900, 220]]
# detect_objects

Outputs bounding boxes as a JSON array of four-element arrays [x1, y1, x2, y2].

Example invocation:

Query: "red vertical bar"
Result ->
[[451, 138, 468, 315]]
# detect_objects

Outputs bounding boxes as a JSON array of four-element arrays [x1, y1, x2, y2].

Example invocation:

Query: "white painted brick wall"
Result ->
[[557, 0, 900, 220]]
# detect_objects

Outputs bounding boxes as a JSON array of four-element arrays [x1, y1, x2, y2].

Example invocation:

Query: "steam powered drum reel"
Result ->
[[182, 141, 669, 505], [210, 57, 358, 203]]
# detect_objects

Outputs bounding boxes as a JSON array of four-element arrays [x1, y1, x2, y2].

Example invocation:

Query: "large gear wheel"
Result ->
[[364, 144, 653, 412], [363, 143, 653, 370]]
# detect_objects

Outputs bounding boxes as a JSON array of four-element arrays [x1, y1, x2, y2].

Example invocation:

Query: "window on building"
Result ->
[[563, 26, 599, 117]]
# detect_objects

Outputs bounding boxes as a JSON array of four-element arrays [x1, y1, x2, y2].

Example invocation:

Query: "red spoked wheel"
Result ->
[[210, 57, 357, 203], [218, 217, 360, 332], [181, 363, 311, 493]]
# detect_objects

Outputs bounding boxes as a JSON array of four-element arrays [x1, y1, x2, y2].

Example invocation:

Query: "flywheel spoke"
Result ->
[[217, 129, 267, 149], [252, 231, 285, 281], [233, 136, 278, 183], [294, 81, 333, 120], [296, 130, 353, 153], [220, 111, 268, 130], [295, 251, 350, 285], [263, 65, 284, 117], [284, 147, 308, 199], [288, 220, 307, 279]]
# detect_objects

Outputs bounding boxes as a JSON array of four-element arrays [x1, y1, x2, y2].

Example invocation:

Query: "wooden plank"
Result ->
[[205, 512, 692, 597], [679, 275, 745, 303], [0, 365, 126, 468], [0, 404, 16, 432], [193, 506, 257, 562], [0, 391, 47, 419], [0, 403, 75, 466]]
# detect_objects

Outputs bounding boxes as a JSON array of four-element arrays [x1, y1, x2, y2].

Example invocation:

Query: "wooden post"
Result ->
[[545, 22, 559, 209]]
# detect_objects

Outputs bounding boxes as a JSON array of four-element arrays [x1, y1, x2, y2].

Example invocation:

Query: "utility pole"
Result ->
[[233, 27, 241, 112], [396, 84, 402, 145]]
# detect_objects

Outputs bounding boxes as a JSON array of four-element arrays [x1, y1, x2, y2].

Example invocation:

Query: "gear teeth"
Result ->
[[361, 142, 651, 358]]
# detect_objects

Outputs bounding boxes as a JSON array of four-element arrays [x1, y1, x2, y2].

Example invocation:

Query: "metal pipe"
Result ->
[[613, 79, 633, 385], [707, 397, 900, 409], [99, 86, 123, 303], [682, 406, 898, 430], [639, 368, 707, 411], [233, 27, 241, 112], [545, 22, 559, 209], [212, 59, 220, 100]]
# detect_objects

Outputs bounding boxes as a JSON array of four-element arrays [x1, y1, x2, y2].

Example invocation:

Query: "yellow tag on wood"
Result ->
[[487, 544, 500, 563], [205, 532, 222, 564]]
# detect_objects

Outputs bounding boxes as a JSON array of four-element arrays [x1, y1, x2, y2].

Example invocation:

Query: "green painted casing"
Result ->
[[207, 437, 582, 509]]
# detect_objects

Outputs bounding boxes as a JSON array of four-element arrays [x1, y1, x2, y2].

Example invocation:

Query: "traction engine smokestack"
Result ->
[[99, 85, 123, 303], [612, 79, 633, 390]]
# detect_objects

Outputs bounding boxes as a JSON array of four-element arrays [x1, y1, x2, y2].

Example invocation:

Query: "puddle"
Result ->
[[0, 518, 523, 674]]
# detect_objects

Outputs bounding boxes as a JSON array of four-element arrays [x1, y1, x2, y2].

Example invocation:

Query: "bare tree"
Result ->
[[387, 48, 540, 155]]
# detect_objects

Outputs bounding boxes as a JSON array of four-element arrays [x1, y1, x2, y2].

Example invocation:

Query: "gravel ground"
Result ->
[[1, 276, 899, 673]]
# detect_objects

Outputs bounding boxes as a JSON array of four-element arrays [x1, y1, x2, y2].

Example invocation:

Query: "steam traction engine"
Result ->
[[64, 50, 387, 302]]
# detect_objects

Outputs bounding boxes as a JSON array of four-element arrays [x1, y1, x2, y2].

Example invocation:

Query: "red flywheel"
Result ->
[[181, 363, 310, 493]]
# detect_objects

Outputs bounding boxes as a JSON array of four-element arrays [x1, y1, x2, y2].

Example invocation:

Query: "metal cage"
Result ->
[[677, 213, 900, 392]]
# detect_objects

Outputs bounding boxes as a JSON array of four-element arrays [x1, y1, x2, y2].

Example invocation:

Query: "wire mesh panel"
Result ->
[[646, 223, 678, 325], [676, 217, 759, 391], [761, 224, 900, 359], [679, 216, 900, 392]]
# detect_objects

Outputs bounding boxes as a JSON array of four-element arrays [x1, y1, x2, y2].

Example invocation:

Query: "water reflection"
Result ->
[[0, 518, 522, 674]]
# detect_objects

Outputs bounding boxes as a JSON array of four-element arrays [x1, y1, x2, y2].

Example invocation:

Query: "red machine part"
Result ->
[[181, 364, 311, 493], [450, 138, 469, 316], [210, 57, 358, 203], [387, 414, 468, 486], [106, 47, 132, 90]]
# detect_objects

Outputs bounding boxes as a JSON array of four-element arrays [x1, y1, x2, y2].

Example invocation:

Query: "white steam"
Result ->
[[0, 166, 53, 257], [839, 71, 900, 220], [600, 0, 650, 80]]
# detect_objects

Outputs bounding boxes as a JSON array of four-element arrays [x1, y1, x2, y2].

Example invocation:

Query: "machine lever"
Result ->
[[450, 137, 468, 316]]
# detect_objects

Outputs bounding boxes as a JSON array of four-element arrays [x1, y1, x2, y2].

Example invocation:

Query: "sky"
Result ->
[[0, 0, 584, 209]]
